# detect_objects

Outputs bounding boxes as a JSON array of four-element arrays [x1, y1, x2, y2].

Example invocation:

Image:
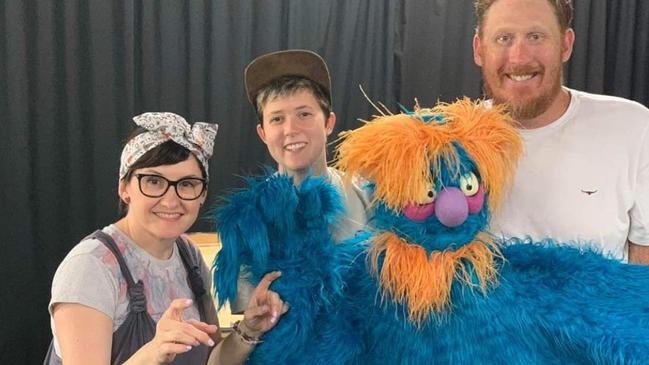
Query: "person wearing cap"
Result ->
[[245, 49, 369, 242], [221, 50, 371, 315], [46, 113, 288, 365]]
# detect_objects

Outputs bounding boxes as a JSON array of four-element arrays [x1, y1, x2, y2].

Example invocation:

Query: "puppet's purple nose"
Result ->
[[435, 187, 468, 227]]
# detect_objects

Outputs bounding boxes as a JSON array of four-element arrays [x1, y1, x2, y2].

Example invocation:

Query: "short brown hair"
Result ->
[[474, 0, 573, 35], [254, 75, 332, 124]]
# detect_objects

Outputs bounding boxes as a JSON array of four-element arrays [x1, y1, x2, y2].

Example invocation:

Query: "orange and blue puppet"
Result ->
[[212, 99, 649, 364]]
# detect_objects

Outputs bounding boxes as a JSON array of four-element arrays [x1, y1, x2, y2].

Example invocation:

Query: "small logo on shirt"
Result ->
[[580, 189, 598, 196]]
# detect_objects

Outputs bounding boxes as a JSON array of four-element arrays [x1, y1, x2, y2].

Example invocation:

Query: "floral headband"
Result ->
[[119, 112, 219, 180]]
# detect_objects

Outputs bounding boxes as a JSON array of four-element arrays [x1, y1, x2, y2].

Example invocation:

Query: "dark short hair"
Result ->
[[118, 127, 207, 215], [254, 76, 332, 124], [474, 0, 573, 35]]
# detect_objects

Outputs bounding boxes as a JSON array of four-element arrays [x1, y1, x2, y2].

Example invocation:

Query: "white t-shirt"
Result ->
[[326, 166, 371, 241], [490, 88, 649, 260], [48, 225, 213, 357]]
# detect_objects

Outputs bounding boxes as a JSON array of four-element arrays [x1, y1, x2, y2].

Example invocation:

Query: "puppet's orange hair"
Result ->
[[334, 98, 523, 212], [368, 231, 502, 325], [432, 100, 523, 211]]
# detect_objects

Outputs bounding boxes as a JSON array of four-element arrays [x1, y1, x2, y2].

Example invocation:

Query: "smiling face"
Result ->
[[119, 156, 206, 243], [256, 88, 335, 181], [473, 0, 574, 125]]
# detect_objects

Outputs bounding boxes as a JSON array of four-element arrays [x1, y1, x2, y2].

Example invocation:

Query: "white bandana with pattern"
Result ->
[[119, 112, 218, 180]]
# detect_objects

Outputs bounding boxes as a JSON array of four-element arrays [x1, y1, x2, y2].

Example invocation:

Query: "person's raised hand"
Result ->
[[240, 271, 289, 338]]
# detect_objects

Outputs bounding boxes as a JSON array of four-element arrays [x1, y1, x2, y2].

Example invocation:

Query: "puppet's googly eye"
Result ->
[[459, 172, 479, 197], [416, 184, 436, 204]]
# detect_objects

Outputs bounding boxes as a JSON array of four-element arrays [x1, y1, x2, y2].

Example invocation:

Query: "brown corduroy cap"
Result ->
[[244, 49, 332, 106]]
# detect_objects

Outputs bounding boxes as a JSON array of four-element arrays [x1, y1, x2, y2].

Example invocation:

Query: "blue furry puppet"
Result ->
[[213, 99, 649, 364], [213, 174, 360, 364]]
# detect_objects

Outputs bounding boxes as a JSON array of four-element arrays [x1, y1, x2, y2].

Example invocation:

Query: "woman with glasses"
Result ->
[[46, 113, 288, 365]]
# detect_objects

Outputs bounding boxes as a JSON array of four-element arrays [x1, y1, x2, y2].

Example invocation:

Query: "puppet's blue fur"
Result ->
[[213, 173, 360, 364], [340, 236, 649, 364], [213, 126, 649, 364], [337, 144, 649, 363]]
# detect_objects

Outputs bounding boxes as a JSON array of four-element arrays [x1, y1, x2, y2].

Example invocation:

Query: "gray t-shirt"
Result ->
[[48, 224, 214, 357]]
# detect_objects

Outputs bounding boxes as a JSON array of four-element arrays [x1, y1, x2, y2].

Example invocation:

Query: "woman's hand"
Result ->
[[134, 298, 218, 364], [240, 271, 289, 338]]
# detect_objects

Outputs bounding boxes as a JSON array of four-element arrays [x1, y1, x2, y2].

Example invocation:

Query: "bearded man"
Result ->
[[472, 0, 649, 264]]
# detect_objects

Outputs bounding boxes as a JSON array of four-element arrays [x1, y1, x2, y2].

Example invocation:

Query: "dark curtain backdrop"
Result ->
[[1, 0, 647, 362]]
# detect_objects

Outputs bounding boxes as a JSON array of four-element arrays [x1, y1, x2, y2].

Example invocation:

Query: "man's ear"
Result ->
[[561, 28, 575, 63], [325, 112, 336, 136], [473, 33, 484, 66]]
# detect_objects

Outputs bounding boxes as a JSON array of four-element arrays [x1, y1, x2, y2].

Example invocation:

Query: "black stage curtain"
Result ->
[[1, 1, 647, 362]]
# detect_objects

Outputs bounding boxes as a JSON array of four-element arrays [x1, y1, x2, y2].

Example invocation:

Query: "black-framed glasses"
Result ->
[[135, 173, 207, 201]]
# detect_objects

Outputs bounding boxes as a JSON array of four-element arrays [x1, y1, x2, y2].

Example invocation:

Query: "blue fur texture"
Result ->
[[213, 157, 649, 363], [343, 238, 649, 364], [213, 173, 360, 364]]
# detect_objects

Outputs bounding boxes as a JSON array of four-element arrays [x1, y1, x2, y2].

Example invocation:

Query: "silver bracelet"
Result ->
[[232, 320, 263, 345]]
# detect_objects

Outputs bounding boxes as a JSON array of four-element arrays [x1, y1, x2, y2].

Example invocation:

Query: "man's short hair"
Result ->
[[254, 75, 332, 122], [474, 0, 573, 35]]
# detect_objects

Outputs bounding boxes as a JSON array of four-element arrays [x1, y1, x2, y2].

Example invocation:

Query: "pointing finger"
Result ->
[[253, 271, 282, 295], [161, 298, 193, 321]]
